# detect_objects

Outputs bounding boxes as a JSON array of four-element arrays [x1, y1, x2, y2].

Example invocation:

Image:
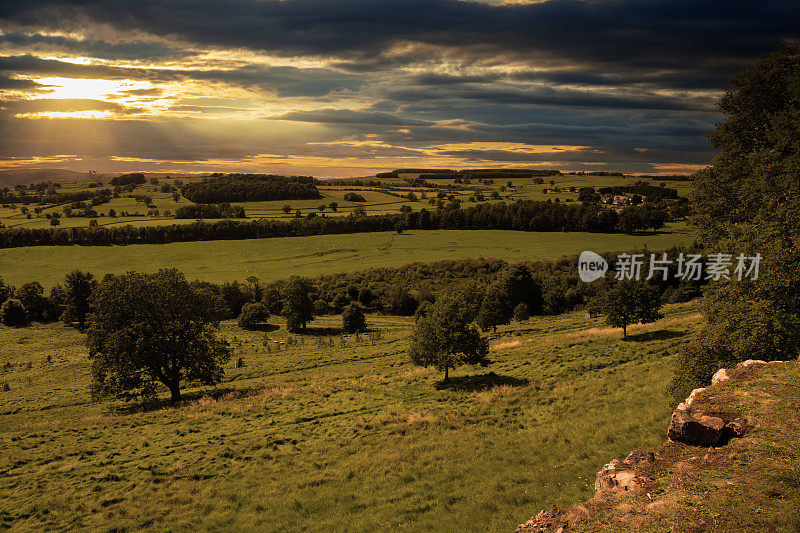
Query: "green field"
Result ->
[[0, 227, 694, 287], [0, 302, 700, 531], [0, 173, 692, 229]]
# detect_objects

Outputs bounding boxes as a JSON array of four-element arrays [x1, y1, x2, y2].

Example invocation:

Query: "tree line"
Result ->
[[174, 204, 246, 219], [180, 174, 321, 203], [0, 199, 672, 248]]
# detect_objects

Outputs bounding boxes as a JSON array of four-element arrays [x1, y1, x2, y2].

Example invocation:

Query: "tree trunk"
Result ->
[[444, 366, 449, 381], [168, 382, 182, 402], [622, 323, 627, 338]]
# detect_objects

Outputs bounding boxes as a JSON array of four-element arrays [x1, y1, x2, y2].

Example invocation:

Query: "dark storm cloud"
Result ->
[[0, 32, 192, 61], [274, 109, 433, 126], [0, 74, 43, 90], [386, 85, 717, 112], [2, 0, 795, 72], [0, 55, 364, 97]]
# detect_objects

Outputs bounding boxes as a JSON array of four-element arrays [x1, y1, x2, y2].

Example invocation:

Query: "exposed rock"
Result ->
[[682, 387, 705, 408], [595, 459, 648, 492], [668, 404, 749, 446], [711, 368, 730, 385], [624, 449, 655, 468], [737, 359, 786, 368], [515, 507, 563, 532]]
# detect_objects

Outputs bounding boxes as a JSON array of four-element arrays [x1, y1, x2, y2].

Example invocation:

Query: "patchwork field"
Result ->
[[0, 302, 701, 531], [0, 226, 694, 288], [0, 173, 692, 230]]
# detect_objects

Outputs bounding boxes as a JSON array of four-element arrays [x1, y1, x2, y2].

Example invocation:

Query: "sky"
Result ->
[[0, 0, 797, 177]]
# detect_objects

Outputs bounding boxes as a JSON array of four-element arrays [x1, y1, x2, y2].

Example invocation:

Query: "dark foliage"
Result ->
[[181, 174, 320, 203]]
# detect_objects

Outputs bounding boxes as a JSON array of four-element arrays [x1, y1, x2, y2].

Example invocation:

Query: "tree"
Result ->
[[342, 302, 367, 333], [671, 42, 800, 400], [476, 283, 511, 332], [14, 282, 50, 322], [280, 276, 314, 332], [590, 280, 663, 338], [409, 289, 489, 381], [87, 269, 230, 402], [0, 299, 29, 327], [238, 302, 270, 330], [61, 271, 97, 329], [513, 302, 531, 322]]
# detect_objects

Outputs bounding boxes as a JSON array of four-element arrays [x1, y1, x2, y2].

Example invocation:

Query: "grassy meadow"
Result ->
[[0, 302, 701, 531], [0, 226, 693, 288]]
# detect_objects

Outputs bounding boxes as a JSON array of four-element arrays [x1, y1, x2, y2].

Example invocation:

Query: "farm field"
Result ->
[[0, 302, 701, 531], [0, 226, 694, 288], [0, 173, 692, 229]]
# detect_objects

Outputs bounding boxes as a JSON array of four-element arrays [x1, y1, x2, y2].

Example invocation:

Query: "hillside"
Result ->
[[517, 360, 800, 532], [0, 168, 87, 187], [0, 303, 699, 531]]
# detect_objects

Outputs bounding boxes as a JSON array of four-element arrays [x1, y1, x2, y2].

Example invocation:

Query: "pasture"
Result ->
[[0, 173, 692, 230], [0, 227, 694, 288], [0, 302, 700, 531]]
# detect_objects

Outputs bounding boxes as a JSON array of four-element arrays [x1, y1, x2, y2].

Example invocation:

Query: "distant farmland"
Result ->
[[1, 226, 694, 287]]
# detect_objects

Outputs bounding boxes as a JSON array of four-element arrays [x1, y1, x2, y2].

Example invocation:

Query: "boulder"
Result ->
[[737, 359, 786, 369], [594, 459, 647, 492], [668, 404, 749, 446], [711, 368, 730, 385]]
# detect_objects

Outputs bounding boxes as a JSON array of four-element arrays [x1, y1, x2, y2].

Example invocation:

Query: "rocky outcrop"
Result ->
[[664, 360, 786, 447], [594, 451, 655, 492], [667, 405, 748, 447], [515, 359, 788, 531], [515, 508, 564, 533]]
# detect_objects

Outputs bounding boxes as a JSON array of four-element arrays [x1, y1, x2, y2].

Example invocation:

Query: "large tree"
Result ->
[[590, 280, 663, 338], [280, 276, 315, 332], [60, 270, 97, 330], [14, 281, 50, 323], [672, 42, 800, 400], [409, 288, 489, 381], [87, 269, 230, 402]]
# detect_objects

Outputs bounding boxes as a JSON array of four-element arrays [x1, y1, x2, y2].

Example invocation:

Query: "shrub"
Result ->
[[1, 299, 29, 327], [513, 302, 531, 322], [343, 192, 366, 202], [238, 302, 271, 330], [342, 302, 367, 333]]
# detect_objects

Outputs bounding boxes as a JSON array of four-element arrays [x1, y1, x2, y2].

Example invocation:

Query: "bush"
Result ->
[[238, 302, 271, 330], [342, 302, 366, 333], [513, 302, 531, 322], [312, 299, 328, 315], [1, 299, 29, 327], [343, 192, 366, 202]]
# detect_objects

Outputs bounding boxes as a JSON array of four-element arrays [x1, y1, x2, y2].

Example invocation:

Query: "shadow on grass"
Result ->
[[434, 372, 529, 392], [240, 323, 280, 332], [624, 329, 686, 342], [112, 385, 261, 414], [291, 326, 345, 336]]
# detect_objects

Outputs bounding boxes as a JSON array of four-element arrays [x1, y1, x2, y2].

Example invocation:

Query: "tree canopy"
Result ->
[[409, 287, 489, 381], [87, 269, 230, 402], [673, 42, 800, 400], [590, 280, 663, 338]]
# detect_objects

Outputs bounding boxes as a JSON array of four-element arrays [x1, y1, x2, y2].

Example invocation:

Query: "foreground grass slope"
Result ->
[[0, 303, 699, 531], [0, 227, 693, 287], [553, 360, 800, 532]]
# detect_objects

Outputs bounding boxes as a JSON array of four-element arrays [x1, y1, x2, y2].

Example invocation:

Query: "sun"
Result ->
[[32, 77, 153, 100]]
